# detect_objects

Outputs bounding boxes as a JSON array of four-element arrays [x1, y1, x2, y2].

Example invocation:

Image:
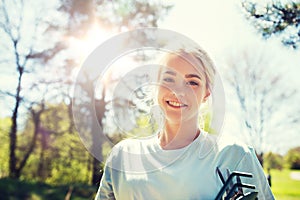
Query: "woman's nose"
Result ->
[[171, 82, 187, 97]]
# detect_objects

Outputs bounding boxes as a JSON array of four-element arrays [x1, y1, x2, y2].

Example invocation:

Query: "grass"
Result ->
[[271, 169, 300, 200], [1, 170, 300, 199], [0, 178, 97, 200]]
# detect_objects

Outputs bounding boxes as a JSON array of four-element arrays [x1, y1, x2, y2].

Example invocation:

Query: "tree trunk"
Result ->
[[16, 107, 42, 178], [9, 103, 18, 178], [37, 147, 45, 180], [92, 157, 102, 186], [8, 64, 24, 179], [91, 90, 106, 186]]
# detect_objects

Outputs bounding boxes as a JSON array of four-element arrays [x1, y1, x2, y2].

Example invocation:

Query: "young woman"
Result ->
[[95, 48, 274, 199]]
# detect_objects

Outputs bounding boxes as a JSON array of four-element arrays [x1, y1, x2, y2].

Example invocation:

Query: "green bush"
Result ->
[[284, 147, 300, 170], [264, 152, 283, 170]]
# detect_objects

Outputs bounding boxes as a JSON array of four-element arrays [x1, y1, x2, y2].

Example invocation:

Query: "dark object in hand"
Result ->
[[215, 169, 258, 200]]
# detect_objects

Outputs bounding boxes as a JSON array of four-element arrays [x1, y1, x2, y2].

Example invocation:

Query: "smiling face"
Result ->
[[158, 53, 210, 124]]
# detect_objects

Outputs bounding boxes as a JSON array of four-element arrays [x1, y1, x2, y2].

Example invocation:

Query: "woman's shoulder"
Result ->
[[216, 134, 253, 154], [203, 134, 257, 170], [197, 132, 253, 159], [211, 134, 257, 166]]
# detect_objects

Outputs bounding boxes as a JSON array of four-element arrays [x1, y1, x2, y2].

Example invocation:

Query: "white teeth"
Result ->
[[168, 101, 185, 107]]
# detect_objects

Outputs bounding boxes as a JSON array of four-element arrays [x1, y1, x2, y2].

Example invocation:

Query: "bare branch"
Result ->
[[0, 90, 16, 98], [25, 42, 67, 64], [224, 45, 297, 153]]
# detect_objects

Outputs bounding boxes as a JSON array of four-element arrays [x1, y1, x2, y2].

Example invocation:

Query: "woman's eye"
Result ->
[[163, 77, 174, 83], [187, 81, 199, 86]]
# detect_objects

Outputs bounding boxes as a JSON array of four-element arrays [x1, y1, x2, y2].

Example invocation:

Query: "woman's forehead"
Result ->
[[161, 53, 205, 77]]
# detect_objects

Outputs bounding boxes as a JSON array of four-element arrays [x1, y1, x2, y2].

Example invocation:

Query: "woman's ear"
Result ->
[[202, 90, 211, 103]]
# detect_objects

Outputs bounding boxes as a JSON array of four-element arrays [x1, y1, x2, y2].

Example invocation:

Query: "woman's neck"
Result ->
[[159, 118, 200, 150]]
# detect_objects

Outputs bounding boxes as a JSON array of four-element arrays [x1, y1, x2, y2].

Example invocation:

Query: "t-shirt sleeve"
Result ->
[[235, 147, 275, 200], [95, 164, 116, 200]]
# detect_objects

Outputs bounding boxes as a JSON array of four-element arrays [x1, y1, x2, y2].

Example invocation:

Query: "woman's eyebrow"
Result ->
[[164, 70, 176, 76], [185, 74, 201, 80]]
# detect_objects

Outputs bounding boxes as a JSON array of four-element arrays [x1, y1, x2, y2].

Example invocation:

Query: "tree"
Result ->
[[285, 146, 300, 169], [0, 117, 11, 178], [43, 103, 91, 184], [0, 0, 66, 179], [58, 0, 173, 34], [242, 0, 300, 49], [1, 0, 173, 182], [264, 152, 283, 170], [224, 45, 299, 155], [58, 0, 174, 185], [18, 103, 91, 184]]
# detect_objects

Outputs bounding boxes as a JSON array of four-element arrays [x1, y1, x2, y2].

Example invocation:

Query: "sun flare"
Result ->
[[68, 23, 111, 62]]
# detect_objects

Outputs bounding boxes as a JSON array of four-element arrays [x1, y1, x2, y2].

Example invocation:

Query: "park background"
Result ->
[[0, 0, 300, 199]]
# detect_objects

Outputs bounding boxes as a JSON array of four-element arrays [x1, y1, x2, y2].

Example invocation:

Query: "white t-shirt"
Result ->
[[95, 131, 274, 200]]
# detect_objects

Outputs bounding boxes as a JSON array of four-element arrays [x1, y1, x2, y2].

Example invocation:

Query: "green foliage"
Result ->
[[202, 111, 214, 134], [45, 133, 91, 185], [131, 114, 160, 138], [39, 104, 92, 184], [264, 152, 284, 170], [3, 103, 93, 184], [0, 117, 11, 178], [199, 103, 215, 134], [46, 158, 89, 185], [242, 0, 300, 49], [285, 146, 300, 169]]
